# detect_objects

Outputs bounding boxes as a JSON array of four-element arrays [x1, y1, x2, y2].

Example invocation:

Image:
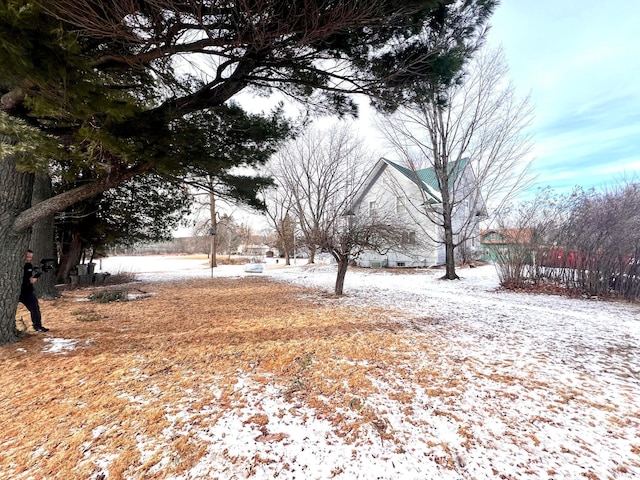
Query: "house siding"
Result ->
[[354, 162, 444, 268], [351, 157, 482, 268]]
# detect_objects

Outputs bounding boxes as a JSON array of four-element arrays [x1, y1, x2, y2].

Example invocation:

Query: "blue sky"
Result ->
[[185, 2, 640, 232], [235, 1, 639, 200], [486, 0, 640, 193]]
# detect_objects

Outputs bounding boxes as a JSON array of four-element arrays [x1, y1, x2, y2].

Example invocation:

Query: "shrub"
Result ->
[[88, 290, 128, 303]]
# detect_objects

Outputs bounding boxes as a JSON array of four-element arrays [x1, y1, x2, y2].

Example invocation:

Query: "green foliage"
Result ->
[[0, 112, 60, 172], [0, 2, 145, 125], [88, 290, 128, 303], [96, 174, 193, 246], [55, 173, 193, 251], [1, 0, 496, 228], [367, 1, 498, 109]]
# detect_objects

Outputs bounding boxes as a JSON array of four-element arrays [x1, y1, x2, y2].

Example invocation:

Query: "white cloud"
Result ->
[[487, 0, 640, 193]]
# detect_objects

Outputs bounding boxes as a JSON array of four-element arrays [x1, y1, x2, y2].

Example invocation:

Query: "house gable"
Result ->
[[351, 158, 390, 210], [352, 157, 472, 209]]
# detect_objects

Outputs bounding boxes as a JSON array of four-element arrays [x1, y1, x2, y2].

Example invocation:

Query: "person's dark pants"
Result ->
[[19, 293, 42, 330]]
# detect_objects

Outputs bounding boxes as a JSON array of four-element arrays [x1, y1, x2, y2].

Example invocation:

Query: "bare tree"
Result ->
[[261, 179, 295, 265], [267, 122, 404, 294], [492, 188, 569, 287], [377, 47, 534, 280], [271, 123, 374, 264], [211, 214, 241, 258], [321, 210, 404, 295], [557, 181, 640, 300], [493, 181, 640, 301], [237, 221, 253, 256]]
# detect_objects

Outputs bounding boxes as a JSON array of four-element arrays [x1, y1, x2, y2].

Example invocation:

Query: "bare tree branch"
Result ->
[[377, 47, 534, 278]]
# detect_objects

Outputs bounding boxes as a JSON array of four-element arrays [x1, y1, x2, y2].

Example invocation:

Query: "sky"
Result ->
[[182, 2, 640, 234], [484, 0, 640, 193], [283, 1, 640, 196]]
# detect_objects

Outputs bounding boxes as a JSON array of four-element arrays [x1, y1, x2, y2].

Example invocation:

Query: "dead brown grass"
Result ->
[[2, 277, 435, 479], [5, 276, 636, 478]]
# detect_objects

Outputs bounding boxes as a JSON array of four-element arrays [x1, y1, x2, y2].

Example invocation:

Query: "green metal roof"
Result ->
[[382, 157, 469, 202]]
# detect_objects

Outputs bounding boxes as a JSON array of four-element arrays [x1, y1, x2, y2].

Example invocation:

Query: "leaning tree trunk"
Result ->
[[32, 174, 60, 299], [334, 254, 350, 295], [0, 154, 34, 344]]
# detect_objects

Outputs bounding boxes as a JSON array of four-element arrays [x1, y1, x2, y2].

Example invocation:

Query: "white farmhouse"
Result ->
[[350, 157, 485, 268]]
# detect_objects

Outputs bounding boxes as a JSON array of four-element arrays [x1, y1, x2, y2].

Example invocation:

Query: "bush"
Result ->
[[88, 290, 128, 303]]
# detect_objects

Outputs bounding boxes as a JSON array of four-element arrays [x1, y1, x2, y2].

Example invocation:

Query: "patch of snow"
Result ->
[[42, 337, 79, 354], [96, 256, 640, 478]]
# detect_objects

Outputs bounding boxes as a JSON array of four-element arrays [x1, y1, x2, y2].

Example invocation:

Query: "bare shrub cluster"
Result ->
[[496, 182, 640, 301]]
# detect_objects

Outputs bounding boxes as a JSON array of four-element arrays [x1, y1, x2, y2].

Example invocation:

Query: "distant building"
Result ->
[[237, 243, 271, 257], [480, 228, 533, 262]]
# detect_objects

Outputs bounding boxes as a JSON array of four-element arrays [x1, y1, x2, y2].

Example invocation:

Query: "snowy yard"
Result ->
[[3, 255, 639, 479], [101, 256, 640, 478]]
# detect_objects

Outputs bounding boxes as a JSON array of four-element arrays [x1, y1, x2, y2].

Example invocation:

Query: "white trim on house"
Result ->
[[350, 157, 483, 268]]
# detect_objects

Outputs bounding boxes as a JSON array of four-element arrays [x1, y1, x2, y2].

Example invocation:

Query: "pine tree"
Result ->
[[0, 0, 496, 343]]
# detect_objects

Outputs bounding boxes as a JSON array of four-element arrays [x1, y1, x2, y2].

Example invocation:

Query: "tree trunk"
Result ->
[[32, 174, 60, 299], [57, 232, 83, 283], [0, 154, 35, 344], [440, 182, 459, 280], [442, 232, 459, 280], [209, 190, 218, 268], [334, 255, 349, 295], [281, 226, 291, 265], [308, 246, 316, 264]]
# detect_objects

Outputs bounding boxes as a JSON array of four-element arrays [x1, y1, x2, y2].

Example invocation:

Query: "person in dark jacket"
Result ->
[[19, 249, 49, 332]]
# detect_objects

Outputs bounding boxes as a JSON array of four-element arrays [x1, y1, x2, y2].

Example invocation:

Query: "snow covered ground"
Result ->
[[94, 255, 640, 479]]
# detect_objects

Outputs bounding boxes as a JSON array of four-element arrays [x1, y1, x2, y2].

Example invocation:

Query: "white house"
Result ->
[[350, 157, 484, 268]]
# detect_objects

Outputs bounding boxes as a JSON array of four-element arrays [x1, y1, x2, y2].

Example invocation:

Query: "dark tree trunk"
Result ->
[[56, 232, 83, 283], [442, 227, 459, 280], [440, 186, 459, 281], [0, 154, 34, 344], [334, 255, 349, 295], [32, 174, 60, 299]]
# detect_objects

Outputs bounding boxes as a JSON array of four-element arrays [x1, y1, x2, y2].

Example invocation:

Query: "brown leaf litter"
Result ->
[[2, 277, 436, 478]]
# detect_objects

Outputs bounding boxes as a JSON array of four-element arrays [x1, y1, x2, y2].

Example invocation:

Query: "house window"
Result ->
[[369, 200, 376, 216], [401, 231, 416, 245], [396, 196, 405, 214]]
